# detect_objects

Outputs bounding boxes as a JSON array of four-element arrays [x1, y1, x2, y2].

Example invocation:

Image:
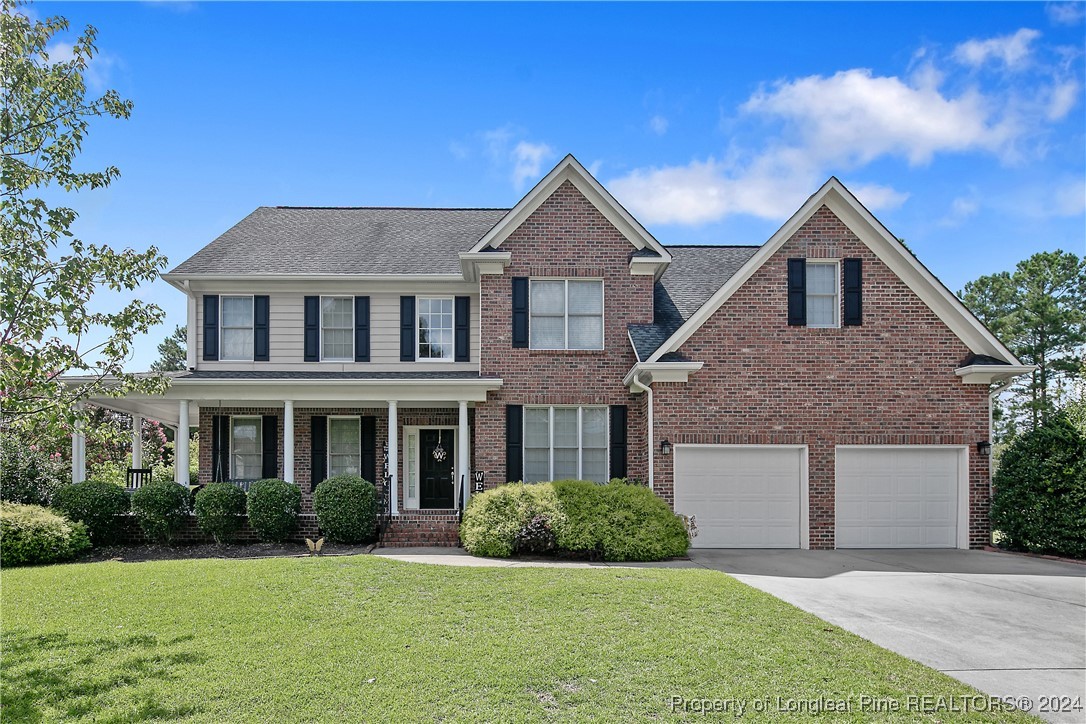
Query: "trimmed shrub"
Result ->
[[312, 475, 377, 543], [461, 480, 689, 561], [130, 481, 190, 544], [460, 483, 564, 558], [991, 413, 1086, 559], [194, 483, 247, 544], [1, 503, 91, 566], [52, 481, 130, 545], [247, 479, 300, 542], [0, 434, 67, 506]]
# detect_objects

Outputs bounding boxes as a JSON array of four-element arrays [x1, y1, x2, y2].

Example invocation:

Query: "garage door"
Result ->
[[674, 446, 803, 548], [836, 447, 962, 549]]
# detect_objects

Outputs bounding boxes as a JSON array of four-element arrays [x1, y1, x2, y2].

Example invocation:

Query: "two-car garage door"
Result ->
[[673, 445, 964, 549]]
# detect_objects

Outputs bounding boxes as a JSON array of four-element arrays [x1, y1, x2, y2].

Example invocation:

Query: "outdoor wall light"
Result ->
[[660, 439, 672, 456], [977, 440, 992, 456]]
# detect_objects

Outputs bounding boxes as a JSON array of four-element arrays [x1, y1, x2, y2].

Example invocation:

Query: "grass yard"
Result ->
[[2, 556, 1035, 723]]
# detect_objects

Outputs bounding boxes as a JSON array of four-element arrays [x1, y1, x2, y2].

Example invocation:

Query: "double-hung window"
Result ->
[[806, 261, 839, 328], [328, 417, 361, 477], [523, 406, 609, 483], [221, 296, 254, 361], [230, 416, 262, 481], [321, 297, 353, 361], [418, 297, 453, 360], [529, 280, 603, 350]]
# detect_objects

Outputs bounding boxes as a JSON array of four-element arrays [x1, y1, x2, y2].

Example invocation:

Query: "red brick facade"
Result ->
[[474, 180, 652, 487], [650, 205, 990, 549]]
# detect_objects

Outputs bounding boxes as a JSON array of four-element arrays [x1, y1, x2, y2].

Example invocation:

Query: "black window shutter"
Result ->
[[454, 296, 470, 362], [609, 405, 628, 480], [511, 277, 529, 348], [304, 296, 320, 362], [261, 415, 278, 480], [254, 295, 270, 361], [211, 414, 229, 482], [203, 295, 219, 361], [400, 296, 416, 361], [787, 259, 807, 326], [355, 296, 370, 362], [360, 416, 377, 484], [310, 415, 327, 491], [843, 258, 863, 326], [505, 404, 523, 483]]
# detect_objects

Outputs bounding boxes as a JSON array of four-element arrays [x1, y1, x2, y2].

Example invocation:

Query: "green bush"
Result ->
[[1, 503, 91, 566], [0, 434, 67, 506], [246, 479, 300, 542], [461, 480, 688, 561], [193, 483, 247, 544], [130, 481, 190, 544], [991, 413, 1086, 559], [52, 481, 130, 545], [312, 475, 377, 543]]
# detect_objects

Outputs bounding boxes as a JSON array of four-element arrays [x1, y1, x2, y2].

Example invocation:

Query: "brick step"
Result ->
[[381, 512, 461, 547]]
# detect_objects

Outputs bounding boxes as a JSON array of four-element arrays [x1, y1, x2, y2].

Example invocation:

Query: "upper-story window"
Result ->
[[418, 297, 453, 360], [321, 297, 354, 361], [806, 261, 839, 328], [529, 279, 603, 350], [230, 416, 262, 481], [221, 296, 254, 361]]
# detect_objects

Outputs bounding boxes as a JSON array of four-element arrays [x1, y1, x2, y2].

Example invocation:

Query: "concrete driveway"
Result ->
[[691, 549, 1086, 723]]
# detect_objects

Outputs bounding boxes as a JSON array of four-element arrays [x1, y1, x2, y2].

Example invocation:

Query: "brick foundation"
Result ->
[[115, 512, 320, 545], [381, 511, 460, 547]]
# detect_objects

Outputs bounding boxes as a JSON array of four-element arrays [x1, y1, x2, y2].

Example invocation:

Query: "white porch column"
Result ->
[[131, 414, 144, 469], [176, 400, 190, 486], [71, 402, 85, 484], [458, 400, 469, 507], [388, 400, 399, 516], [283, 400, 295, 484]]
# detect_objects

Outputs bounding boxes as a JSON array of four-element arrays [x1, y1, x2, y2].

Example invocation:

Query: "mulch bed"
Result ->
[[78, 541, 376, 563]]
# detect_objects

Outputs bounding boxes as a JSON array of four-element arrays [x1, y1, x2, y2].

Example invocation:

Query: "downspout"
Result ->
[[629, 371, 653, 490]]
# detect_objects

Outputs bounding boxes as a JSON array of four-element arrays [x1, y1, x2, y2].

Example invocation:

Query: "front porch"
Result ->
[[69, 371, 503, 545]]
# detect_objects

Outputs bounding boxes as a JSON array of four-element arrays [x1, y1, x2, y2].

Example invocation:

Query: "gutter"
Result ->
[[628, 372, 654, 490]]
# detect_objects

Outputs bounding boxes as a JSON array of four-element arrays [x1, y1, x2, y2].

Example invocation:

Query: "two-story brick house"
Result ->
[[70, 155, 1031, 548]]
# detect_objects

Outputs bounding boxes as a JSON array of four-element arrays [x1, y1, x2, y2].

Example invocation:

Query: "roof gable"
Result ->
[[468, 154, 671, 260], [645, 177, 1023, 366]]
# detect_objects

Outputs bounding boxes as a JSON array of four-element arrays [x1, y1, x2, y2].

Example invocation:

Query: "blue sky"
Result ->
[[34, 1, 1086, 371]]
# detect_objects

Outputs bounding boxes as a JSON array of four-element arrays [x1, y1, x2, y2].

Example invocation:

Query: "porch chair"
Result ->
[[126, 467, 153, 491]]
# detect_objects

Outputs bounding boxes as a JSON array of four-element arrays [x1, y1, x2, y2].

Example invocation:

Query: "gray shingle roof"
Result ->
[[169, 207, 510, 276], [629, 245, 760, 360]]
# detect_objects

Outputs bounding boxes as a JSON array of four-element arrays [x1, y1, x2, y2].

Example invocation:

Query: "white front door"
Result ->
[[835, 447, 964, 549], [674, 446, 805, 548]]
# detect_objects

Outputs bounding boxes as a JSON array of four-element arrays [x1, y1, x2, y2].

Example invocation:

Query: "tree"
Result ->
[[150, 325, 187, 372], [1, 1, 169, 435], [961, 250, 1086, 435]]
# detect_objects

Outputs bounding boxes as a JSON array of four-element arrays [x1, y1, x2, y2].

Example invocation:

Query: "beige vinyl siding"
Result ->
[[193, 287, 480, 372]]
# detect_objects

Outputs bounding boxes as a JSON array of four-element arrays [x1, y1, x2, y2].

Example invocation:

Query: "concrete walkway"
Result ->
[[374, 546, 1086, 723]]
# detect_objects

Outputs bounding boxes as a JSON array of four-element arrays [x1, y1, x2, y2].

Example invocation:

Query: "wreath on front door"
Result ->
[[432, 443, 447, 462]]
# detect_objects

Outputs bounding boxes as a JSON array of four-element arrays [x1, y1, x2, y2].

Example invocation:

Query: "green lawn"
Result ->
[[2, 556, 1035, 722]]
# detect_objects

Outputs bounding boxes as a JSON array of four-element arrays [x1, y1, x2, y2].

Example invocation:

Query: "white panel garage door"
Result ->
[[836, 447, 962, 548], [674, 446, 803, 548]]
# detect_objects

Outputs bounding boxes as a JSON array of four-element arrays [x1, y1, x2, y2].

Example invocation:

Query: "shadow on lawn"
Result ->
[[1, 630, 206, 721]]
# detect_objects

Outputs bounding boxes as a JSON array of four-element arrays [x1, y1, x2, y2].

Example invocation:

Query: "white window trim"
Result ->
[[230, 415, 262, 481], [320, 295, 354, 362], [219, 294, 255, 361], [528, 278, 605, 351], [327, 415, 361, 478], [805, 260, 840, 329], [523, 405, 609, 483], [402, 425, 460, 509], [415, 296, 455, 362]]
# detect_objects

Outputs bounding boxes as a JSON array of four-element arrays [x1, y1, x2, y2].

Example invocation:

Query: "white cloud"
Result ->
[[1046, 78, 1081, 120], [848, 183, 911, 212], [46, 40, 117, 92], [511, 141, 554, 190], [648, 115, 669, 135], [1053, 178, 1086, 216], [1047, 2, 1086, 26], [938, 191, 981, 227], [953, 28, 1042, 70]]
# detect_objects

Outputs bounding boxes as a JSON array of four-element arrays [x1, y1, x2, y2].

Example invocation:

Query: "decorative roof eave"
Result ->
[[955, 364, 1035, 385], [468, 154, 673, 262], [629, 256, 670, 281], [622, 361, 704, 391], [458, 251, 512, 282]]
